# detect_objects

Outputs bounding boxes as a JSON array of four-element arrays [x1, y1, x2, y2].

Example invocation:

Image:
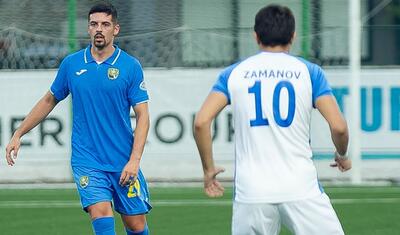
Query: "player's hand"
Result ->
[[330, 153, 352, 172], [119, 159, 140, 186], [203, 167, 225, 198], [5, 135, 21, 166]]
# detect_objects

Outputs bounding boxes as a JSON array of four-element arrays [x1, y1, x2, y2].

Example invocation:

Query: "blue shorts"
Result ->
[[72, 166, 152, 215]]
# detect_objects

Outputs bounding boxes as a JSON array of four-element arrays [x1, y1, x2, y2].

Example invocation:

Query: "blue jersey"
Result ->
[[50, 45, 149, 172], [213, 51, 331, 203]]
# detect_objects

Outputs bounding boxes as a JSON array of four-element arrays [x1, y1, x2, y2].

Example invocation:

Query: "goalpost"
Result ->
[[348, 0, 393, 184], [349, 0, 362, 184]]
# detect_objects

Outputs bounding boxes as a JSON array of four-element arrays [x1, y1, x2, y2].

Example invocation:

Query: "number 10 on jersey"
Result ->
[[248, 80, 296, 127]]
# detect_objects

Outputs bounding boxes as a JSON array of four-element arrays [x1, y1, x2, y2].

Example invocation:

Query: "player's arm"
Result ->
[[5, 91, 58, 166], [194, 92, 227, 197], [315, 95, 351, 172], [119, 102, 149, 186]]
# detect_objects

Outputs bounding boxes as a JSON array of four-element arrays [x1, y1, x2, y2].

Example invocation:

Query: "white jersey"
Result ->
[[213, 51, 332, 203]]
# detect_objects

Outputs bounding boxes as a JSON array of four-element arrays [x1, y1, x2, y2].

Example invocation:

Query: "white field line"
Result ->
[[0, 198, 399, 208], [325, 187, 400, 194]]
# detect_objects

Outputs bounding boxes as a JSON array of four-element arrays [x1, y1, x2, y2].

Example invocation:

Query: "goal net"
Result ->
[[0, 0, 369, 69]]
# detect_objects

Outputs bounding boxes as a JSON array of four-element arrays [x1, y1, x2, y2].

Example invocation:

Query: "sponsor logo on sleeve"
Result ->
[[139, 81, 147, 91]]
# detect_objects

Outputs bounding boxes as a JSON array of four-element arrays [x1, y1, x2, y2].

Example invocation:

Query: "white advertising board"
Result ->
[[0, 69, 399, 182]]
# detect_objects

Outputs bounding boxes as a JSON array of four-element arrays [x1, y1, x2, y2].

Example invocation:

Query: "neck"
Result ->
[[259, 44, 290, 53], [91, 44, 115, 62]]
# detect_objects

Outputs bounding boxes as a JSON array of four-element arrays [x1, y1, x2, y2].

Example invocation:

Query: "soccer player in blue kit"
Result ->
[[194, 4, 352, 235], [5, 2, 151, 235]]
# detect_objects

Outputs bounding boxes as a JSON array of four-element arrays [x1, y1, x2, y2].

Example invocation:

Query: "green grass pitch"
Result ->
[[0, 186, 399, 234]]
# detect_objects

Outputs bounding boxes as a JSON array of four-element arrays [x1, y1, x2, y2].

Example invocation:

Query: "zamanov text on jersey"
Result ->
[[244, 70, 301, 79]]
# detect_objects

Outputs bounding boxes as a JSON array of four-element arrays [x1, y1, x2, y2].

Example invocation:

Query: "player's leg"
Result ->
[[88, 201, 114, 218], [121, 214, 148, 235], [279, 193, 344, 235], [72, 166, 115, 235], [110, 169, 152, 234], [88, 202, 115, 235], [232, 201, 280, 235]]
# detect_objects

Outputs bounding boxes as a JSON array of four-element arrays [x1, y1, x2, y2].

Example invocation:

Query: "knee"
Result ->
[[87, 201, 113, 219], [123, 214, 147, 232], [126, 223, 148, 235]]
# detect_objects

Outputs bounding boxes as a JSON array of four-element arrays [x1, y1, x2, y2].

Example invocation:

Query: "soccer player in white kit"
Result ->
[[194, 4, 352, 235]]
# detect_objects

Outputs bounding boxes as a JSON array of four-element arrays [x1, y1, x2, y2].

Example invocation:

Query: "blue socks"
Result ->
[[126, 224, 149, 235], [92, 216, 148, 235], [92, 217, 116, 235]]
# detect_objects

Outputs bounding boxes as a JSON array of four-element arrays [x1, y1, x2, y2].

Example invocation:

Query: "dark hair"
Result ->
[[88, 1, 118, 23], [254, 4, 295, 47]]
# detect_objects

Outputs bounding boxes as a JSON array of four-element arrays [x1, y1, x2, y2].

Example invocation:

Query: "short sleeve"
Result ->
[[296, 57, 332, 107], [310, 65, 332, 106], [212, 63, 238, 104], [50, 58, 70, 102], [128, 60, 149, 106]]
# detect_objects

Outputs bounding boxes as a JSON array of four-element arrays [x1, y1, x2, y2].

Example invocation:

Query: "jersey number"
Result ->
[[248, 80, 295, 127], [127, 179, 141, 198]]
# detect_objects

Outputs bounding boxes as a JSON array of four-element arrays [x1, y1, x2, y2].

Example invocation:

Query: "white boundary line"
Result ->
[[325, 187, 400, 193], [331, 198, 400, 204], [0, 198, 399, 208], [0, 183, 399, 191]]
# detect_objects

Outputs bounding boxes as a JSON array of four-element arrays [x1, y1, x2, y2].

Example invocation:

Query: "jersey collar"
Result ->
[[84, 44, 122, 65]]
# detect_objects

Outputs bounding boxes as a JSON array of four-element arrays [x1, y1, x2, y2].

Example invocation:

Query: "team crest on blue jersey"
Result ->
[[107, 68, 119, 80], [79, 176, 89, 188]]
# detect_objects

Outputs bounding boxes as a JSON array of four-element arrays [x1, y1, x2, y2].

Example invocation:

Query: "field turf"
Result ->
[[0, 186, 399, 234]]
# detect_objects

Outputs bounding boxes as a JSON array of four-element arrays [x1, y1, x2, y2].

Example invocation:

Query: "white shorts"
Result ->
[[232, 193, 344, 235]]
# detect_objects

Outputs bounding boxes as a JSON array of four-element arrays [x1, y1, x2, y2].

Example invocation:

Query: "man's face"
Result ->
[[88, 12, 119, 49]]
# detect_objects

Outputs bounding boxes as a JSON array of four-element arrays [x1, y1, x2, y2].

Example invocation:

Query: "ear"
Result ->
[[253, 32, 261, 45], [114, 24, 120, 36]]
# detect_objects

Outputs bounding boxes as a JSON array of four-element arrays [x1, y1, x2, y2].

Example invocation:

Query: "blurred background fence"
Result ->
[[1, 0, 400, 69]]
